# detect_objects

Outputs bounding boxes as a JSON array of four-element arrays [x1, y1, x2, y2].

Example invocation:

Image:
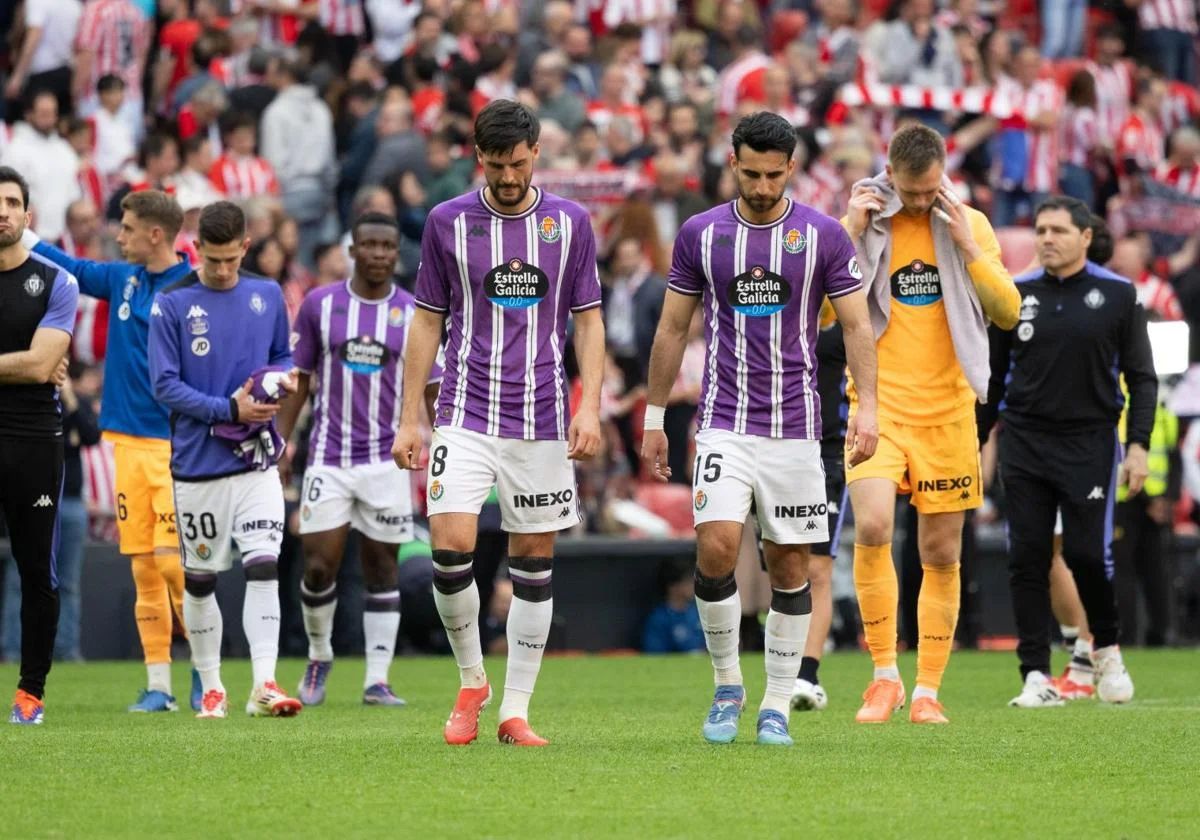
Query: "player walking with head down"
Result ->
[[393, 100, 605, 747], [641, 112, 879, 746]]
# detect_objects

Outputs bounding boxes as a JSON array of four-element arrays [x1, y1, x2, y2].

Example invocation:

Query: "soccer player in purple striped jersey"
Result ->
[[640, 113, 880, 746], [393, 100, 605, 747], [277, 213, 443, 709]]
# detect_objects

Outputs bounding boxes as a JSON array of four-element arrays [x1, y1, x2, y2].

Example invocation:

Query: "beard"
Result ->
[[0, 223, 23, 248], [489, 179, 531, 207], [739, 188, 785, 214]]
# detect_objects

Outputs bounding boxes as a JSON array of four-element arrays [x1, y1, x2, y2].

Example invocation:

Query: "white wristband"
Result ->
[[643, 404, 666, 431], [21, 228, 40, 250]]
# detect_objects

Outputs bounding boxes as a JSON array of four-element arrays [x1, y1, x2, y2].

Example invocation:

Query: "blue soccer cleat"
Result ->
[[10, 690, 44, 725], [298, 660, 332, 706], [363, 683, 407, 707], [756, 709, 793, 746], [190, 669, 203, 712], [128, 689, 178, 713], [702, 684, 745, 744]]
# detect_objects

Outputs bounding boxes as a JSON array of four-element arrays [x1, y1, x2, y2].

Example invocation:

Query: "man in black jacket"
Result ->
[[981, 196, 1156, 709]]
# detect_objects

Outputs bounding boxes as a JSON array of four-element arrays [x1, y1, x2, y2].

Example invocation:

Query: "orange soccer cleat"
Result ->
[[498, 717, 550, 747], [855, 678, 906, 724], [444, 684, 492, 745], [909, 696, 950, 724]]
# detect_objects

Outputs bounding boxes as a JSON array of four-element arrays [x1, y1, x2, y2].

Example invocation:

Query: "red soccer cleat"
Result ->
[[498, 717, 549, 746], [444, 684, 491, 745]]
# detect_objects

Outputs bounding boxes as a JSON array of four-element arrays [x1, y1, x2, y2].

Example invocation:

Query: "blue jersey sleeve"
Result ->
[[38, 270, 79, 334], [149, 294, 235, 424], [33, 240, 125, 301]]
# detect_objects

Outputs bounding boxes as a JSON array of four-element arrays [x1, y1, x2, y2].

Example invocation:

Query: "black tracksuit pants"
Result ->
[[999, 424, 1121, 678], [0, 436, 63, 699]]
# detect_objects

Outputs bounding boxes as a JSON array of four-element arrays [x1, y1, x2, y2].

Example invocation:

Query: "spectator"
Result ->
[[317, 0, 368, 74], [366, 0, 423, 65], [105, 133, 179, 222], [992, 45, 1060, 227], [63, 117, 106, 215], [177, 81, 227, 151], [650, 153, 708, 241], [175, 135, 223, 205], [529, 51, 586, 134], [210, 111, 279, 199], [228, 48, 277, 119], [865, 0, 964, 89], [261, 54, 338, 268], [1040, 0, 1085, 60], [362, 99, 427, 189], [154, 0, 227, 106], [1137, 0, 1198, 85], [1, 90, 80, 242], [642, 557, 705, 654], [1153, 126, 1200, 199], [1117, 75, 1168, 178], [312, 239, 351, 288], [714, 25, 770, 117], [603, 234, 666, 381], [421, 132, 471, 209], [1085, 24, 1135, 142], [1110, 232, 1184, 322], [62, 200, 110, 367], [562, 23, 602, 99], [659, 29, 718, 108], [804, 0, 863, 86], [517, 0, 573, 87], [1058, 70, 1101, 208], [91, 75, 136, 180], [589, 64, 647, 142], [73, 0, 151, 141], [4, 0, 82, 117]]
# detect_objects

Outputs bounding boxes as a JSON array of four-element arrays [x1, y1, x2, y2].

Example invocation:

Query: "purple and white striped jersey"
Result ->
[[292, 280, 443, 469], [668, 200, 863, 440], [414, 188, 603, 441]]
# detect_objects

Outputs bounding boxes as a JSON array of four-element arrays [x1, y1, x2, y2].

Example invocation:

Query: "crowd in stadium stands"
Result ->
[[1, 0, 1200, 656]]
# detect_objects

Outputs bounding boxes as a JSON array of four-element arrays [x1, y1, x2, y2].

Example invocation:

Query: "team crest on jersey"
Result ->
[[891, 260, 942, 306], [23, 275, 43, 296], [340, 335, 391, 374], [694, 490, 708, 511], [1019, 294, 1040, 321], [196, 544, 211, 560], [728, 265, 791, 316], [189, 314, 209, 335], [388, 306, 405, 327], [485, 258, 549, 308], [250, 292, 266, 314], [1084, 288, 1105, 309], [191, 337, 211, 356], [429, 480, 445, 501], [118, 302, 132, 321], [301, 505, 311, 521], [782, 228, 807, 254], [537, 216, 561, 243]]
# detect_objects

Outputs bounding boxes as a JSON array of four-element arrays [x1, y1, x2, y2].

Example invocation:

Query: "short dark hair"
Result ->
[[182, 133, 210, 157], [1087, 213, 1113, 264], [219, 109, 257, 139], [312, 240, 341, 266], [351, 212, 400, 241], [1034, 195, 1092, 231], [139, 133, 178, 168], [731, 112, 797, 159], [121, 190, 185, 239], [198, 201, 246, 245], [474, 99, 541, 156], [888, 123, 947, 175], [25, 88, 57, 113], [0, 166, 31, 209], [97, 74, 125, 95]]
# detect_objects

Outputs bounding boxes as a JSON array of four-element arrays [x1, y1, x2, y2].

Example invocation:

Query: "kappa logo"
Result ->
[[828, 501, 839, 515], [558, 507, 572, 518], [805, 521, 819, 530], [151, 301, 163, 317], [467, 224, 488, 237], [33, 495, 54, 508], [1087, 486, 1105, 500], [714, 234, 734, 249], [1019, 294, 1039, 321], [187, 305, 209, 319]]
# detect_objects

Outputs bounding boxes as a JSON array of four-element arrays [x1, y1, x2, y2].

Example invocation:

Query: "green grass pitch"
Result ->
[[2, 649, 1197, 838]]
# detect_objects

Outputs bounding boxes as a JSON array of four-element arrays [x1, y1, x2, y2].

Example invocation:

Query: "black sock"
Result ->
[[798, 655, 820, 685]]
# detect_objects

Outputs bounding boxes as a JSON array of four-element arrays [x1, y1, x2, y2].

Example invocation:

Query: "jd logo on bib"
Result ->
[[485, 258, 549, 309], [891, 259, 942, 306], [727, 265, 791, 317], [339, 335, 392, 374]]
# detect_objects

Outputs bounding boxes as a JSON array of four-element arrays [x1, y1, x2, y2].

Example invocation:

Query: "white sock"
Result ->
[[243, 580, 281, 688], [300, 581, 337, 662], [499, 594, 553, 722], [696, 591, 743, 687], [874, 666, 902, 682], [184, 592, 224, 695], [761, 606, 810, 716], [363, 595, 400, 688], [146, 662, 172, 695], [432, 554, 486, 689], [912, 686, 938, 702], [1068, 637, 1095, 682]]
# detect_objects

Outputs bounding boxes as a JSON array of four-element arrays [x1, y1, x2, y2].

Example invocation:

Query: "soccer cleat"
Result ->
[[444, 684, 492, 745], [1009, 671, 1065, 708], [246, 681, 303, 717], [196, 689, 228, 719], [1094, 647, 1134, 704], [855, 679, 906, 723], [755, 710, 793, 746], [190, 669, 203, 712], [1052, 675, 1095, 700], [10, 689, 44, 725], [498, 718, 550, 746], [790, 678, 828, 711], [127, 689, 179, 713], [909, 697, 949, 724], [298, 660, 332, 707], [363, 683, 407, 707], [702, 684, 745, 744]]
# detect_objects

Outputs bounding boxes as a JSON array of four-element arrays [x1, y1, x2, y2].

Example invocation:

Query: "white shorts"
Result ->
[[299, 461, 413, 542], [426, 426, 580, 534], [692, 428, 829, 545], [173, 469, 286, 573]]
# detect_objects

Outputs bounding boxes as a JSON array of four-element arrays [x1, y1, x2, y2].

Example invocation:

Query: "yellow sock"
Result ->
[[131, 553, 173, 664], [154, 552, 186, 632], [916, 563, 961, 691], [853, 543, 898, 669]]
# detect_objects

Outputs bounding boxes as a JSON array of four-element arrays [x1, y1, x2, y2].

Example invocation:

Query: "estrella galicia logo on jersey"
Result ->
[[727, 265, 791, 316], [782, 228, 807, 254], [23, 275, 43, 296], [537, 216, 561, 243], [485, 258, 549, 308], [339, 335, 392, 374], [1084, 288, 1105, 309], [891, 259, 942, 306], [250, 292, 266, 314], [694, 489, 708, 511], [429, 480, 445, 501], [191, 337, 211, 357], [1019, 294, 1039, 321]]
